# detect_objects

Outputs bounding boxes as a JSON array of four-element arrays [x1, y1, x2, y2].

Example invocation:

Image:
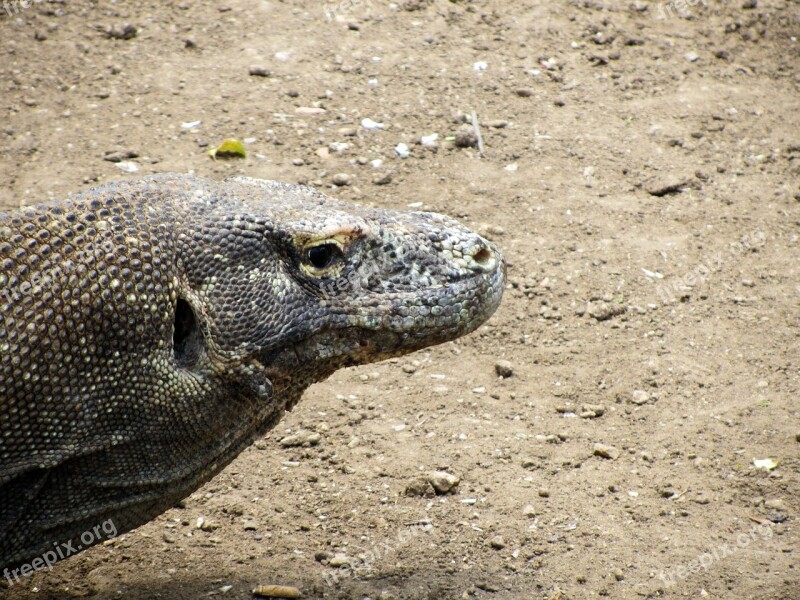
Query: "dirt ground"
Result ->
[[1, 0, 799, 598]]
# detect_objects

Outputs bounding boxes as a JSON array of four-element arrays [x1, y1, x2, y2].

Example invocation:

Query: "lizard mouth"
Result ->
[[257, 264, 504, 392]]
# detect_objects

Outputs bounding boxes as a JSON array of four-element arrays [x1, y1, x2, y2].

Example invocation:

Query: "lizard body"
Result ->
[[0, 174, 504, 573]]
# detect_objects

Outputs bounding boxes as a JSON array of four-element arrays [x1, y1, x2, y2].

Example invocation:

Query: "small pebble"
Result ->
[[489, 535, 505, 549], [295, 107, 326, 115], [328, 554, 352, 568], [279, 431, 321, 447], [329, 142, 350, 153], [765, 498, 785, 511], [395, 143, 410, 158], [373, 172, 393, 185], [485, 225, 505, 236], [361, 118, 384, 130], [580, 404, 605, 419], [646, 179, 688, 197], [593, 443, 621, 460], [252, 584, 302, 599], [332, 173, 352, 187], [106, 23, 137, 40], [588, 302, 626, 321], [522, 505, 537, 517], [494, 360, 513, 378], [515, 88, 534, 97], [420, 133, 439, 146], [631, 390, 650, 405], [249, 66, 271, 77], [429, 471, 460, 494], [115, 161, 139, 173], [103, 149, 139, 163], [768, 514, 787, 524], [454, 125, 478, 148], [196, 516, 217, 532]]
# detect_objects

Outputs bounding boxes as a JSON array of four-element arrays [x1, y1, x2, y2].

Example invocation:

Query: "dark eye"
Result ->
[[306, 243, 341, 269]]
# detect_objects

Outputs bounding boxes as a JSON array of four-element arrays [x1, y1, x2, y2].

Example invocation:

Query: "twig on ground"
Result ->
[[471, 111, 485, 157]]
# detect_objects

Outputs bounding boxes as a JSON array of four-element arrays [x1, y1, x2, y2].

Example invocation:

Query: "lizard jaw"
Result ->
[[257, 263, 505, 411]]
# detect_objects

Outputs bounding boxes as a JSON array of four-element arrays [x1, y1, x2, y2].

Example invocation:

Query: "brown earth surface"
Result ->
[[1, 0, 799, 599]]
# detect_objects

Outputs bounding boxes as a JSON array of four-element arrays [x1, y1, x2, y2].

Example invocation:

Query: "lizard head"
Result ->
[[175, 176, 505, 405]]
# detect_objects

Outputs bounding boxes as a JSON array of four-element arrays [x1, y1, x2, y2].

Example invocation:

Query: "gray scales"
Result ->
[[0, 174, 504, 574]]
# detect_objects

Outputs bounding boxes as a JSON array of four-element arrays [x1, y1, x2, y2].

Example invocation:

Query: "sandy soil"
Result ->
[[1, 0, 799, 598]]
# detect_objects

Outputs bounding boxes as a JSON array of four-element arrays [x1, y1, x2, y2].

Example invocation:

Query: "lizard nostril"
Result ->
[[472, 246, 492, 266]]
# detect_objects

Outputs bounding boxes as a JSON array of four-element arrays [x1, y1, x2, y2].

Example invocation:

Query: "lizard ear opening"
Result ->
[[173, 297, 203, 368]]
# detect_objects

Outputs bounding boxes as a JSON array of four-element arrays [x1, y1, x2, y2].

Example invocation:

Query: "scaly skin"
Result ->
[[0, 174, 504, 573]]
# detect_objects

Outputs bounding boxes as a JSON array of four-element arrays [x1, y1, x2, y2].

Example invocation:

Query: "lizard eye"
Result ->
[[305, 243, 342, 270]]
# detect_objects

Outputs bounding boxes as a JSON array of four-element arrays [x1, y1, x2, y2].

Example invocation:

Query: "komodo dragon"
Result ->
[[0, 173, 504, 576]]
